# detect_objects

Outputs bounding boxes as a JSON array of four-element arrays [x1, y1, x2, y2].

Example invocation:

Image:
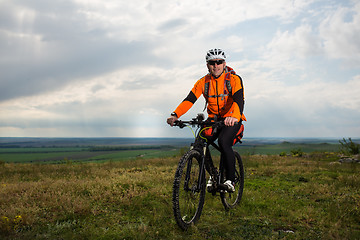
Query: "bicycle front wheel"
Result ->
[[172, 149, 206, 230], [220, 150, 244, 210]]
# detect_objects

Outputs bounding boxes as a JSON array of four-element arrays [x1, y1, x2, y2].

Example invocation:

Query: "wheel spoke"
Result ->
[[220, 151, 244, 209], [173, 150, 205, 229]]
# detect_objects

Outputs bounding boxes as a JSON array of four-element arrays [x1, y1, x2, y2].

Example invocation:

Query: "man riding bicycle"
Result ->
[[167, 48, 246, 193]]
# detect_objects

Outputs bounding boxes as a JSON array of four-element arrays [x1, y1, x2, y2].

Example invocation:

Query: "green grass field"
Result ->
[[0, 141, 342, 164], [236, 142, 341, 155], [1, 150, 359, 239], [0, 146, 179, 164]]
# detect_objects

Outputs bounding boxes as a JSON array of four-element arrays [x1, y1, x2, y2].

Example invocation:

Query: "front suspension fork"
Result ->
[[196, 146, 207, 190]]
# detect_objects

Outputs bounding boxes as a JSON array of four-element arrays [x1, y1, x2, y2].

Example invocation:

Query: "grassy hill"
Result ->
[[1, 153, 359, 239], [0, 138, 345, 164]]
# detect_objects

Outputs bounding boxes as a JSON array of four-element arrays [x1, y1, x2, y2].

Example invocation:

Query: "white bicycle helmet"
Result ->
[[206, 48, 226, 62]]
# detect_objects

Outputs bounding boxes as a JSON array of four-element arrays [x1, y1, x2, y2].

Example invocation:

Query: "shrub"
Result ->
[[290, 148, 304, 157], [339, 138, 360, 155], [279, 151, 287, 157]]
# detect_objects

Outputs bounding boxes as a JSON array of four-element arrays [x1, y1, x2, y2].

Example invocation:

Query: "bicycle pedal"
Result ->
[[217, 184, 228, 192], [207, 186, 214, 193], [218, 183, 235, 193]]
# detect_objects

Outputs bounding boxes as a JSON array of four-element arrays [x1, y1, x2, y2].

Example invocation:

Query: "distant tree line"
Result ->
[[88, 145, 175, 152]]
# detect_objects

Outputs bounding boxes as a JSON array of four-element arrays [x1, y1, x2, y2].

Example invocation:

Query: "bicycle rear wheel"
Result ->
[[172, 149, 206, 230], [220, 150, 244, 210]]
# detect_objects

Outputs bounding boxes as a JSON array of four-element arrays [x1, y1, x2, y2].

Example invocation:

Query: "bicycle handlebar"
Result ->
[[173, 113, 240, 130], [173, 113, 229, 129]]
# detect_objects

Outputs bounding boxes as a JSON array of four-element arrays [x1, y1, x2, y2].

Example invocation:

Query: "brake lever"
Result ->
[[174, 120, 186, 128]]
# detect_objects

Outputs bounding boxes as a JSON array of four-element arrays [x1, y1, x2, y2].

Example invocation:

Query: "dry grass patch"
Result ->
[[0, 154, 359, 239]]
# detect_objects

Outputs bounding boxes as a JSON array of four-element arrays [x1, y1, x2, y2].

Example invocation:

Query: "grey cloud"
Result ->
[[157, 18, 188, 32], [91, 84, 106, 93], [0, 115, 128, 129], [0, 38, 155, 101], [0, 1, 165, 102], [118, 76, 167, 91], [245, 97, 360, 138], [0, 99, 133, 129]]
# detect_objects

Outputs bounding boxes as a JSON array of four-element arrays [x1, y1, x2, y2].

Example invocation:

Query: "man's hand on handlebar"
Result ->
[[167, 116, 178, 126], [224, 117, 238, 127], [167, 115, 237, 127]]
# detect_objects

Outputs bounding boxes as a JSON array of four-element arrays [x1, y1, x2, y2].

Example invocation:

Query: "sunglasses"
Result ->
[[208, 60, 225, 65]]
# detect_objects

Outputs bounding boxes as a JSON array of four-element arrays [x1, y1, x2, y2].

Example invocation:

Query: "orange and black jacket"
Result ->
[[173, 66, 246, 121]]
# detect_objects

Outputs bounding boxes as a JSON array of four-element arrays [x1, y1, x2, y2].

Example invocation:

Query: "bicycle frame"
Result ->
[[172, 114, 245, 229], [175, 112, 241, 189], [189, 128, 225, 193]]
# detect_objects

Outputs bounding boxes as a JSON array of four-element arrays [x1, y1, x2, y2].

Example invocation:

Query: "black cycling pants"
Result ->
[[218, 122, 241, 182]]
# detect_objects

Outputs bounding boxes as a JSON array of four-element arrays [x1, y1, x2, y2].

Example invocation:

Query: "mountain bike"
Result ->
[[172, 113, 244, 230]]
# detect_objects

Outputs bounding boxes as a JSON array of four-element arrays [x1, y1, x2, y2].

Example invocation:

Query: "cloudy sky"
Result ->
[[0, 0, 359, 138]]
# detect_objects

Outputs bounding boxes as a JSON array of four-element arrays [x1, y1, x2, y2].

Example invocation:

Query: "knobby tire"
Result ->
[[220, 150, 244, 210], [172, 150, 206, 230]]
